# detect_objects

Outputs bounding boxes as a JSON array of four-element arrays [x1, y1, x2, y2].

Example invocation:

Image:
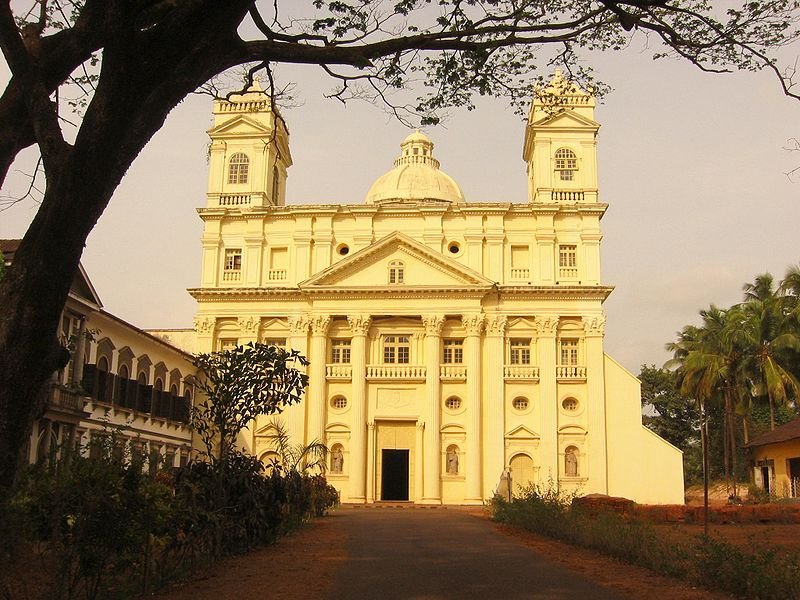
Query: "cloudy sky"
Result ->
[[1, 40, 798, 375]]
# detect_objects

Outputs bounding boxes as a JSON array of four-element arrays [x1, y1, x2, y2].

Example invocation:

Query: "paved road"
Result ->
[[326, 507, 627, 600]]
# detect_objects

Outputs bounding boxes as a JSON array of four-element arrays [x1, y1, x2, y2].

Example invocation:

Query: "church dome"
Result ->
[[365, 131, 465, 205]]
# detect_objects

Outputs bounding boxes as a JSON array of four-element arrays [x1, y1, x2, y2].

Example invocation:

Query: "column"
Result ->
[[584, 315, 608, 493], [308, 314, 331, 445], [415, 421, 425, 502], [287, 314, 310, 444], [421, 314, 445, 503], [485, 315, 507, 497], [366, 421, 376, 502], [73, 316, 87, 385], [347, 314, 371, 503], [537, 316, 559, 483], [462, 313, 484, 503]]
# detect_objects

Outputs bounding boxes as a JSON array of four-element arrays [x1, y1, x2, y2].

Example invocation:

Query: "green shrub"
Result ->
[[490, 484, 800, 599]]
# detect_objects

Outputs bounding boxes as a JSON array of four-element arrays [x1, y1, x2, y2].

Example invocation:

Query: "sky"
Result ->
[[1, 38, 798, 375]]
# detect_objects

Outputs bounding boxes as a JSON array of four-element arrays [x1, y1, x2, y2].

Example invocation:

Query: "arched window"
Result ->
[[388, 260, 404, 284], [116, 364, 130, 407], [96, 356, 109, 402], [565, 446, 579, 477], [554, 148, 577, 181], [227, 153, 249, 184]]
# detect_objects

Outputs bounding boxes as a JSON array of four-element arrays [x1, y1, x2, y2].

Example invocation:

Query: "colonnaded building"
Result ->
[[189, 74, 684, 505]]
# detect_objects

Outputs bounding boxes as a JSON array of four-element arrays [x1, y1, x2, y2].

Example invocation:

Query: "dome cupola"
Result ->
[[365, 130, 465, 205]]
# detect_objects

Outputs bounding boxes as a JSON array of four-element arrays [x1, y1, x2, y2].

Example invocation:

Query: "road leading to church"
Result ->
[[326, 507, 627, 600]]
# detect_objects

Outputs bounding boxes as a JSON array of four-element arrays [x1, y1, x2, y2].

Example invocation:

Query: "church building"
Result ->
[[189, 75, 684, 505]]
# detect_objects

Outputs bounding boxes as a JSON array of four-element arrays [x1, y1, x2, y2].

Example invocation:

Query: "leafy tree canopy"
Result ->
[[191, 342, 309, 462], [640, 364, 700, 450]]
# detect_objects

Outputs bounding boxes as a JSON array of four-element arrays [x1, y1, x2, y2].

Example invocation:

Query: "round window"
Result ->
[[448, 242, 461, 254], [445, 396, 462, 410], [512, 397, 529, 411], [331, 396, 348, 410], [562, 397, 579, 412], [337, 244, 350, 256]]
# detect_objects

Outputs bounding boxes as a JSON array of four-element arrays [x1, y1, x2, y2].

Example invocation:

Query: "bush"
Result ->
[[8, 445, 339, 599]]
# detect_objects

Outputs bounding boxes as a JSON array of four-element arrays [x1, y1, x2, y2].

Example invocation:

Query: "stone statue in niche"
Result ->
[[565, 448, 578, 476], [446, 447, 459, 475], [331, 447, 344, 473]]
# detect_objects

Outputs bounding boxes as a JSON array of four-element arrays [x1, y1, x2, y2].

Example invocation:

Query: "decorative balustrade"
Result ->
[[558, 267, 578, 280], [217, 100, 270, 113], [267, 269, 287, 281], [439, 365, 467, 380], [510, 268, 530, 280], [326, 364, 353, 380], [218, 194, 251, 206], [503, 365, 540, 380], [366, 364, 426, 380], [552, 190, 584, 203], [222, 270, 241, 282], [48, 384, 85, 412], [556, 365, 587, 381]]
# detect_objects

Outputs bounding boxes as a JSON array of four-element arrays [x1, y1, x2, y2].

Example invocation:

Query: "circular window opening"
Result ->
[[445, 396, 462, 411], [448, 242, 461, 254], [512, 397, 529, 411], [562, 397, 579, 412], [337, 244, 350, 256], [331, 396, 348, 410]]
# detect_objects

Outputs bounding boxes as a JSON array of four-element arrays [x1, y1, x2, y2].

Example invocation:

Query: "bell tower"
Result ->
[[206, 81, 292, 208], [523, 71, 599, 204]]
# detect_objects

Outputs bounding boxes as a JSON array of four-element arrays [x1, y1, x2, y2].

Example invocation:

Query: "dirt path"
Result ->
[[154, 507, 729, 600]]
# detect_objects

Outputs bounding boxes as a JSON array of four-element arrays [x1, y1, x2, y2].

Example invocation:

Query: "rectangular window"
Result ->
[[263, 338, 286, 350], [331, 339, 351, 364], [560, 339, 579, 365], [559, 245, 577, 268], [224, 249, 242, 271], [442, 339, 464, 364], [510, 339, 531, 365], [218, 338, 238, 352], [383, 335, 410, 364]]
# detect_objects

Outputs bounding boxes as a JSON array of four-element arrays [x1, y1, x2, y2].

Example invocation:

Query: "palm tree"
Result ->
[[734, 273, 800, 431], [267, 418, 328, 474], [667, 306, 742, 497]]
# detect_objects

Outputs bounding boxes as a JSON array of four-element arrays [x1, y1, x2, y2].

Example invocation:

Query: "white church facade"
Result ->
[[190, 76, 684, 505]]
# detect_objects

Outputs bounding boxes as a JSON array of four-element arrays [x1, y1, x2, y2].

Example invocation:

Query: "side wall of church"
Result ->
[[604, 355, 685, 504]]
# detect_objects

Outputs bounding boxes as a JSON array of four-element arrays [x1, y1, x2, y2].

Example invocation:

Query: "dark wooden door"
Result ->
[[381, 449, 409, 501]]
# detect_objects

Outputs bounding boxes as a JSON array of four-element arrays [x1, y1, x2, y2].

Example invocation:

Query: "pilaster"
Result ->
[[308, 314, 332, 444], [194, 316, 216, 354], [485, 315, 507, 497], [287, 314, 310, 443], [347, 314, 371, 503], [366, 421, 376, 503], [584, 314, 608, 493], [537, 316, 559, 484], [462, 313, 484, 503], [415, 420, 425, 502], [421, 314, 445, 503]]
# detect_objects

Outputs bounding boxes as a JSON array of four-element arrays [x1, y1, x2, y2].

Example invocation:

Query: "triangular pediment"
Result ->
[[299, 232, 495, 290], [207, 114, 272, 138], [68, 264, 102, 308], [532, 109, 599, 130], [505, 425, 540, 440], [254, 422, 282, 437]]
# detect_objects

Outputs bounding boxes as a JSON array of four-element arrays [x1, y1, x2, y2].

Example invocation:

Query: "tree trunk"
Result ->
[[0, 3, 252, 493]]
